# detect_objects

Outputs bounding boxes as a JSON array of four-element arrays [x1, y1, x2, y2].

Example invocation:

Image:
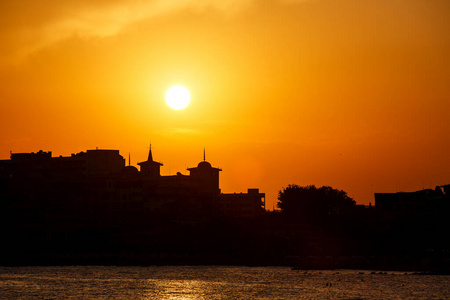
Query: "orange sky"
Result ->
[[1, 0, 450, 209]]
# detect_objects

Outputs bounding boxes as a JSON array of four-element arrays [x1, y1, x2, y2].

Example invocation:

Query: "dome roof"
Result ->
[[197, 161, 212, 168], [122, 165, 139, 175]]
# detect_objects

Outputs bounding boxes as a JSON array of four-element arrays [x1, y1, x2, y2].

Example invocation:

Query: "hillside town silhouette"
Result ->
[[0, 147, 449, 272]]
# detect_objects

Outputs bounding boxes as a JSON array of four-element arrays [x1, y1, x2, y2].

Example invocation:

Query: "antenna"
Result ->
[[203, 147, 206, 161], [128, 153, 131, 166]]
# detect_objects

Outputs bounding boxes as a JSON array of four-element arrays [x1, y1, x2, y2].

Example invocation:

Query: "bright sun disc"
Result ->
[[165, 85, 190, 110]]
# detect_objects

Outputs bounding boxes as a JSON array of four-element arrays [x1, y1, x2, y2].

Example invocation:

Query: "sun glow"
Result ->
[[165, 85, 191, 110]]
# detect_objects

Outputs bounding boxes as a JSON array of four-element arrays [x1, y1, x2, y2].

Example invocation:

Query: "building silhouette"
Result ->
[[0, 147, 265, 228], [0, 147, 266, 264], [375, 185, 450, 221]]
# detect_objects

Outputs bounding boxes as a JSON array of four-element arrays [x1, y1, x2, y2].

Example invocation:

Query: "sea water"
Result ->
[[0, 266, 448, 299]]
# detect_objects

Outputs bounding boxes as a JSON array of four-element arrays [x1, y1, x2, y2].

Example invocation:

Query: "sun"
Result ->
[[165, 85, 190, 110]]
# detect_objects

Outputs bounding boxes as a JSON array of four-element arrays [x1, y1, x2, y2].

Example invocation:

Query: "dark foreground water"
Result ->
[[0, 266, 448, 299]]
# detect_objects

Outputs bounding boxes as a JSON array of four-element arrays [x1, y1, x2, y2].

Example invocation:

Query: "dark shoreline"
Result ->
[[1, 264, 448, 276], [1, 253, 449, 275]]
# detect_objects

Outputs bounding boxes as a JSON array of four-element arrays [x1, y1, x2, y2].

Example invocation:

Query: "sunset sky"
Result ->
[[1, 0, 449, 209]]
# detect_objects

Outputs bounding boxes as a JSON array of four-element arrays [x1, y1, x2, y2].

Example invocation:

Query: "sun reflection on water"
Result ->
[[0, 266, 449, 299]]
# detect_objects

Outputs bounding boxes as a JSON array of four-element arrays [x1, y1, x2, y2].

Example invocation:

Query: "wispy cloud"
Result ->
[[0, 0, 257, 64]]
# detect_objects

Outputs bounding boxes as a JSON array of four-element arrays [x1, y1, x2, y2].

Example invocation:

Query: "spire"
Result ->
[[128, 152, 131, 166], [203, 147, 206, 161], [148, 143, 153, 162]]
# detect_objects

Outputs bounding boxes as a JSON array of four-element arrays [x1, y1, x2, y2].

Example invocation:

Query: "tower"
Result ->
[[187, 149, 221, 195], [137, 145, 163, 178]]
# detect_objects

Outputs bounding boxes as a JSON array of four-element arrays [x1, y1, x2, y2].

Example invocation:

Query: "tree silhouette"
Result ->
[[277, 184, 355, 222]]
